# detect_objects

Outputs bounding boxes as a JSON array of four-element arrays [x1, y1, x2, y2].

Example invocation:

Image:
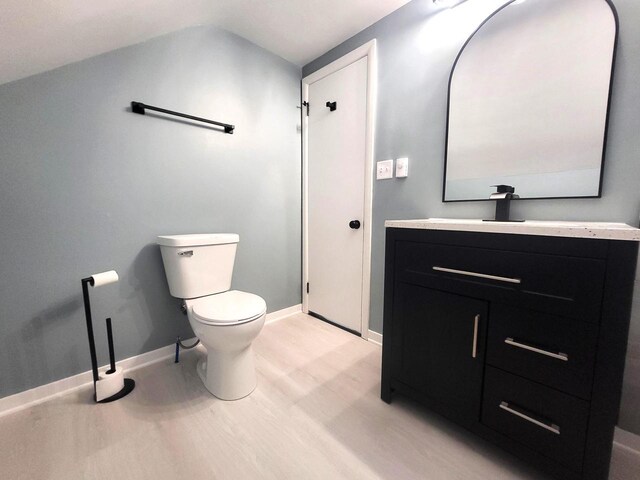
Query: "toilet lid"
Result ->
[[190, 290, 266, 325]]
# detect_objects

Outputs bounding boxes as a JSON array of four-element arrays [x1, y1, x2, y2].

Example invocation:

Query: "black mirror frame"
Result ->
[[441, 0, 619, 203]]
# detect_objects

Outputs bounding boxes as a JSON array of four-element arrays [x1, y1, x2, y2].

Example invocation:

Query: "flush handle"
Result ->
[[178, 250, 193, 257]]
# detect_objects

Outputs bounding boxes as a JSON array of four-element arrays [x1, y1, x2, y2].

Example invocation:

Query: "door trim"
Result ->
[[301, 40, 377, 340]]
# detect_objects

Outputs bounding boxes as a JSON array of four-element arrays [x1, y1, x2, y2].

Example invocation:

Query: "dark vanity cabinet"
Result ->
[[381, 227, 638, 480], [391, 284, 487, 424]]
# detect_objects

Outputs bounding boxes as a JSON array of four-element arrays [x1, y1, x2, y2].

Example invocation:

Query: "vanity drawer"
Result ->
[[396, 241, 606, 322], [482, 367, 590, 473], [486, 305, 599, 399]]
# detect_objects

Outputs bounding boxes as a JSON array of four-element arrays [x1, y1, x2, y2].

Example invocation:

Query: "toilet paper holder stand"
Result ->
[[82, 273, 135, 403]]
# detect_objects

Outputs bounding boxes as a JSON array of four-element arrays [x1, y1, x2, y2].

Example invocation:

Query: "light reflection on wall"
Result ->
[[418, 0, 511, 58]]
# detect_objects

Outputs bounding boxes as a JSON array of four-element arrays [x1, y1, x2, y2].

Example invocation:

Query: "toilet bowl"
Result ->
[[157, 233, 266, 400], [186, 290, 266, 400]]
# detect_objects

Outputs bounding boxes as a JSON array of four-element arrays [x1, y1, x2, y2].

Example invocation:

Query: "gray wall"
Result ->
[[0, 26, 301, 399], [304, 0, 640, 434]]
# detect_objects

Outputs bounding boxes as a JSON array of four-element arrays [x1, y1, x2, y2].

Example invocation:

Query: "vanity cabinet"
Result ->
[[392, 284, 487, 423], [381, 225, 639, 480]]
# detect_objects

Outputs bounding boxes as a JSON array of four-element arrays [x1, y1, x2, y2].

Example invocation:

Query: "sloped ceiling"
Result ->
[[0, 0, 411, 85]]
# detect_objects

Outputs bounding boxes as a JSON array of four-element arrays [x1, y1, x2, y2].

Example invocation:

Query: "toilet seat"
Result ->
[[190, 290, 266, 326]]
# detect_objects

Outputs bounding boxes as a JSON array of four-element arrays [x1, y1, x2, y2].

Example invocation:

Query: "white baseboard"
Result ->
[[266, 304, 301, 324], [367, 330, 382, 346], [614, 427, 640, 454], [0, 304, 301, 418], [613, 427, 640, 474], [0, 340, 183, 419]]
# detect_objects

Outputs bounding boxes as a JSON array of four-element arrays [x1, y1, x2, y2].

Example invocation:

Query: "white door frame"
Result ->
[[302, 40, 377, 340]]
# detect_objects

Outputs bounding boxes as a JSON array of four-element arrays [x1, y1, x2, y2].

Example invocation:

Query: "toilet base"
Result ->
[[196, 346, 257, 400]]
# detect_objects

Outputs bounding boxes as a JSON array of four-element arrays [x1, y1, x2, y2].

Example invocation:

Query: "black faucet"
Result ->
[[487, 185, 522, 222]]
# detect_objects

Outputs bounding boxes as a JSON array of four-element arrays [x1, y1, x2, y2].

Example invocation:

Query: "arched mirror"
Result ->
[[443, 0, 617, 202]]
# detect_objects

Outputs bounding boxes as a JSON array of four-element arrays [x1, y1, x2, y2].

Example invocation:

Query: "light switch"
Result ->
[[396, 157, 408, 178], [377, 159, 394, 180]]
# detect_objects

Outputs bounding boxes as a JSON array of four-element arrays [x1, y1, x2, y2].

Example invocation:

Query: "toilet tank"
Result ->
[[157, 234, 239, 299]]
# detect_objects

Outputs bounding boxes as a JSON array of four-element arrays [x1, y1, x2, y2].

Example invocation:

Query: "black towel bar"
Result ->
[[131, 101, 235, 134]]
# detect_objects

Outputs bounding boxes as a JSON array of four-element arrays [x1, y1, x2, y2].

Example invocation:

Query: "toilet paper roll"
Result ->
[[95, 366, 125, 402], [90, 270, 119, 288]]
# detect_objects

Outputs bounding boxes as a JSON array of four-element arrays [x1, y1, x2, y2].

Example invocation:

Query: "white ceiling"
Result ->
[[0, 0, 411, 85]]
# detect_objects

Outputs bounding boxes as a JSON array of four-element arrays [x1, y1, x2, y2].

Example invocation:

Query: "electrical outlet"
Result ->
[[377, 159, 394, 180]]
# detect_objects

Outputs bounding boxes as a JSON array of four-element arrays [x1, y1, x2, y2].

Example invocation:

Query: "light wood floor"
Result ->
[[0, 313, 636, 479]]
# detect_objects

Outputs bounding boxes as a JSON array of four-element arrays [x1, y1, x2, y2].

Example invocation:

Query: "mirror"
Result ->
[[443, 0, 617, 202]]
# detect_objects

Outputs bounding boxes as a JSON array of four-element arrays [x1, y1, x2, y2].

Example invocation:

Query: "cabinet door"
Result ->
[[392, 283, 488, 422]]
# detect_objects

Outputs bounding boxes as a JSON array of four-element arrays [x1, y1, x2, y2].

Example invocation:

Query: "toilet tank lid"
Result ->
[[157, 234, 239, 247]]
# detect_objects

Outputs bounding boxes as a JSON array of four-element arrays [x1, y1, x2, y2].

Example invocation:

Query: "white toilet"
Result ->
[[157, 234, 266, 400]]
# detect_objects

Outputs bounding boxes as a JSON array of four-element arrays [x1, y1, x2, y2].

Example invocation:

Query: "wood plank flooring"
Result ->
[[0, 313, 636, 479]]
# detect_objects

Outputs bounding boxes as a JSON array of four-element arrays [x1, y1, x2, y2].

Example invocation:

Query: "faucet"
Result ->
[[488, 185, 521, 222]]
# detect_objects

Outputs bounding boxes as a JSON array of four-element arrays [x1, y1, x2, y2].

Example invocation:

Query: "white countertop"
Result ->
[[384, 218, 640, 241]]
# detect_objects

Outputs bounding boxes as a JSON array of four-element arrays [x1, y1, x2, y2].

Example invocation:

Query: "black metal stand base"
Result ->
[[95, 378, 136, 403]]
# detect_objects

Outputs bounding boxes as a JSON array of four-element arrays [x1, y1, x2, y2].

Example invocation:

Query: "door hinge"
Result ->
[[302, 101, 309, 116], [306, 282, 310, 294]]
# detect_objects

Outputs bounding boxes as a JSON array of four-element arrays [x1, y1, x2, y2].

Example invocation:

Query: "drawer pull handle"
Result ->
[[499, 401, 560, 435], [505, 338, 569, 362], [432, 266, 521, 284], [472, 314, 480, 358]]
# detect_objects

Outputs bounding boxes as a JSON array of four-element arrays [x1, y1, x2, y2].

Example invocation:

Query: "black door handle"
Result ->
[[349, 220, 361, 229], [326, 101, 337, 111]]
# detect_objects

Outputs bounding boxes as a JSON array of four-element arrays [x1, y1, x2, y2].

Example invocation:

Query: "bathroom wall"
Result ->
[[0, 26, 301, 400], [304, 0, 640, 434]]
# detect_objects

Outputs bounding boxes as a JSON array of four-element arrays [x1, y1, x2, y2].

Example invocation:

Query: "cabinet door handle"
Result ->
[[472, 314, 480, 358], [433, 266, 521, 284], [499, 401, 561, 435], [505, 338, 569, 362]]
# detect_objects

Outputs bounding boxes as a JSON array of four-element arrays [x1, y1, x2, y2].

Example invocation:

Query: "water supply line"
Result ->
[[175, 301, 200, 363], [175, 336, 200, 363]]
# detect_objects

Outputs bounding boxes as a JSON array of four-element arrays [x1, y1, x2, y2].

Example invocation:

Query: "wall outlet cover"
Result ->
[[377, 159, 394, 180]]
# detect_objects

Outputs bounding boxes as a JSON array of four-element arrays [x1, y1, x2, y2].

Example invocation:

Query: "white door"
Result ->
[[306, 57, 368, 334]]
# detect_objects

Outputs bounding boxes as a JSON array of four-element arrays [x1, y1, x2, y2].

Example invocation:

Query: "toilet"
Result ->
[[157, 234, 266, 400]]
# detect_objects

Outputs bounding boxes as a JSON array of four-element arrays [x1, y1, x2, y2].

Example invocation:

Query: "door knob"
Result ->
[[349, 220, 361, 229]]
